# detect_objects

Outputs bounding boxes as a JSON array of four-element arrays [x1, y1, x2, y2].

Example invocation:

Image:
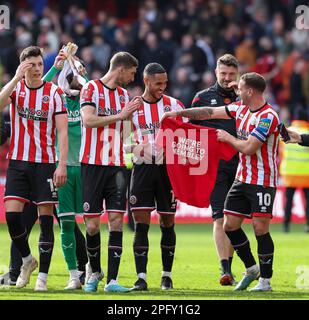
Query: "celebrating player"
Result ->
[[130, 63, 184, 291], [0, 46, 68, 291], [80, 52, 142, 293], [163, 72, 279, 292]]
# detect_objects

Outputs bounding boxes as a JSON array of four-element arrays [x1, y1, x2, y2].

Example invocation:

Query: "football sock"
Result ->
[[6, 212, 31, 258], [160, 224, 176, 272], [107, 231, 123, 282], [256, 232, 274, 278], [225, 228, 256, 268], [60, 215, 77, 271], [38, 215, 54, 274], [133, 223, 149, 275], [86, 231, 101, 273]]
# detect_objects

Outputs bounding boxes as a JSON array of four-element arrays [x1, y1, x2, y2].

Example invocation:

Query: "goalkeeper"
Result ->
[[43, 43, 89, 290]]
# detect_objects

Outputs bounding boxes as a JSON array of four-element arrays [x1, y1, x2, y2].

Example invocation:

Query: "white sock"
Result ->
[[246, 264, 259, 274], [38, 272, 48, 282], [162, 271, 172, 278], [92, 272, 102, 280], [137, 273, 147, 281], [22, 254, 33, 264], [69, 270, 79, 280], [108, 279, 118, 285], [259, 277, 270, 284]]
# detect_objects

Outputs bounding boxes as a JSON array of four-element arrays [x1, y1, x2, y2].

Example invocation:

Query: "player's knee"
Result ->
[[109, 214, 123, 232], [86, 219, 100, 236], [213, 217, 224, 228], [253, 218, 270, 236], [223, 219, 235, 232], [159, 215, 174, 227]]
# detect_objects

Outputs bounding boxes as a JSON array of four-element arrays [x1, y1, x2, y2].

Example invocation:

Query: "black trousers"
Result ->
[[284, 188, 309, 226]]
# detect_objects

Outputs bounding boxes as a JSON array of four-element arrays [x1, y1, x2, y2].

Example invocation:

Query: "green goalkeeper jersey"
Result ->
[[43, 66, 88, 166]]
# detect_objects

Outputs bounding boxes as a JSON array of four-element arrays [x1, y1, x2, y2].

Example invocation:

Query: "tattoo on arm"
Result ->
[[179, 107, 214, 120]]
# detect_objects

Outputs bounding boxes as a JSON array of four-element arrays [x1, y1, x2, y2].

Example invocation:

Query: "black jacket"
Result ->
[[300, 134, 309, 147], [188, 82, 238, 169], [0, 112, 10, 146]]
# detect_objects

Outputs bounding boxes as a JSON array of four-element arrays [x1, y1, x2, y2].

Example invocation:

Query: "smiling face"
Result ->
[[238, 79, 253, 105], [215, 63, 238, 91], [144, 72, 168, 101]]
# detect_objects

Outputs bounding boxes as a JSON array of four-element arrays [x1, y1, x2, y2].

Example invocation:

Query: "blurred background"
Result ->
[[0, 0, 309, 225]]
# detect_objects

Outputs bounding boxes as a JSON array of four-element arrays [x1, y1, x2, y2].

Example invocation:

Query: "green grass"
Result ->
[[1, 223, 309, 300]]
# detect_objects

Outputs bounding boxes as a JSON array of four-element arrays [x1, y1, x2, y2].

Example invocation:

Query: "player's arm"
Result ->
[[42, 50, 67, 82], [162, 106, 230, 121], [53, 113, 68, 188], [217, 130, 263, 155], [81, 96, 142, 128], [0, 61, 32, 111]]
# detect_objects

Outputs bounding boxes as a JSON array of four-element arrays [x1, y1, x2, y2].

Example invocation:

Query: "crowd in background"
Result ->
[[0, 0, 309, 178]]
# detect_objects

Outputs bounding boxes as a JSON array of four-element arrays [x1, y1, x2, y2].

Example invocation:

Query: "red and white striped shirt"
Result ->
[[80, 80, 129, 166], [8, 80, 66, 163], [226, 101, 279, 187], [132, 95, 184, 155]]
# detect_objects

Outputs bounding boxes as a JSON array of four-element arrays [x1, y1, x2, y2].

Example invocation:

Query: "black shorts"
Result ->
[[130, 164, 177, 214], [4, 160, 57, 205], [210, 166, 236, 221], [223, 180, 276, 219], [81, 164, 127, 217]]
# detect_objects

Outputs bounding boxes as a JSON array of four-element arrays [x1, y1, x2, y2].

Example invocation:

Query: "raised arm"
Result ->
[[0, 61, 32, 111]]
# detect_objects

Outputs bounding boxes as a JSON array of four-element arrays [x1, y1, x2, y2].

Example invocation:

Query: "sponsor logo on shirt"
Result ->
[[258, 118, 271, 133], [17, 106, 49, 121]]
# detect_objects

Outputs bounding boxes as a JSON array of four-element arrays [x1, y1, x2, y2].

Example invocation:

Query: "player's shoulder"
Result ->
[[196, 86, 216, 97], [258, 102, 279, 119], [162, 94, 184, 108], [48, 81, 64, 96]]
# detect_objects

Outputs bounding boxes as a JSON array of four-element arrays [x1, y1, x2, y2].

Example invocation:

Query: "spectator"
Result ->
[[91, 35, 111, 71], [280, 109, 309, 232]]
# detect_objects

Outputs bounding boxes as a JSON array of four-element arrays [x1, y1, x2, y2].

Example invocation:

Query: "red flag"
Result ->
[[157, 118, 237, 208]]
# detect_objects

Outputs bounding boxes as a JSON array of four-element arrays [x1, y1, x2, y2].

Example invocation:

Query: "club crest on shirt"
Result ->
[[42, 95, 50, 103], [119, 95, 126, 104], [164, 105, 171, 112]]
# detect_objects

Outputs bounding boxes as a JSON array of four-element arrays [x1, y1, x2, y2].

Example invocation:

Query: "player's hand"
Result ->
[[160, 111, 177, 122], [120, 96, 142, 120], [132, 142, 152, 164], [216, 129, 232, 143], [54, 50, 68, 70], [53, 163, 67, 188], [227, 81, 239, 95], [14, 61, 33, 80], [285, 128, 302, 144]]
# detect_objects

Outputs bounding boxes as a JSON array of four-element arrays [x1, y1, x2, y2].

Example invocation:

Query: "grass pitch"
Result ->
[[0, 223, 309, 300]]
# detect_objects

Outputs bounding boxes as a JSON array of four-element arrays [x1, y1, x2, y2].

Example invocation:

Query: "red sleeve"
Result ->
[[54, 87, 67, 114], [225, 101, 241, 119], [80, 82, 96, 107]]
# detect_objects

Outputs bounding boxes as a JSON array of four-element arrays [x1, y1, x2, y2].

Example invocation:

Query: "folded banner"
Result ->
[[157, 117, 238, 208]]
